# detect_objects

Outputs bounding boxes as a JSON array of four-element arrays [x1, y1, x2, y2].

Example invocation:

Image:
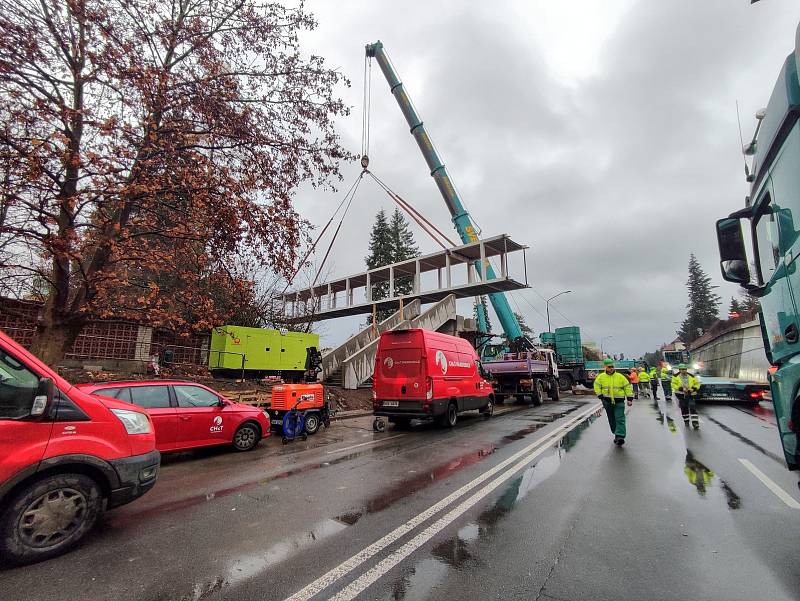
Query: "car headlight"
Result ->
[[111, 408, 152, 435]]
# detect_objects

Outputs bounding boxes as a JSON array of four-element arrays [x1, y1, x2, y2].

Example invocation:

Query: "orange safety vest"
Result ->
[[628, 370, 639, 384]]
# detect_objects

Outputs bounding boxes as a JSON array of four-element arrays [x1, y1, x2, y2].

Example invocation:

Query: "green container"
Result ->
[[209, 325, 319, 373], [540, 332, 556, 344], [555, 326, 580, 335]]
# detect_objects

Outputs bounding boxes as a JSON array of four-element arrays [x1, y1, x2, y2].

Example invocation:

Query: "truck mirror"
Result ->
[[30, 377, 54, 416], [716, 218, 751, 285]]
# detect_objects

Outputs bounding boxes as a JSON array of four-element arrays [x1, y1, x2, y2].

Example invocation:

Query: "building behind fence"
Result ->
[[0, 297, 210, 372]]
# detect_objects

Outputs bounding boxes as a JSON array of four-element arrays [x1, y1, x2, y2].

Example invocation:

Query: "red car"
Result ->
[[373, 328, 494, 428], [0, 329, 159, 564], [78, 381, 270, 453]]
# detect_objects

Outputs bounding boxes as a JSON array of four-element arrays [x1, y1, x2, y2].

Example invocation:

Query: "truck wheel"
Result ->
[[514, 394, 526, 404], [438, 402, 458, 428], [233, 422, 261, 451], [304, 412, 321, 435], [549, 378, 560, 401], [532, 380, 545, 406], [558, 375, 573, 392], [0, 473, 103, 565]]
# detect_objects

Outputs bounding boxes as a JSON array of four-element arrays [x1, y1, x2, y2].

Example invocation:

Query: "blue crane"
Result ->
[[365, 41, 526, 344]]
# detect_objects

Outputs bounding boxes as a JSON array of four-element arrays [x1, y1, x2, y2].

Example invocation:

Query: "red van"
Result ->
[[373, 328, 494, 428], [0, 329, 159, 564], [78, 380, 271, 453]]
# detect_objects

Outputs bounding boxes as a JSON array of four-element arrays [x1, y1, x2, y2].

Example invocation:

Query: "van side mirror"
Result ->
[[716, 218, 751, 285], [30, 377, 55, 416]]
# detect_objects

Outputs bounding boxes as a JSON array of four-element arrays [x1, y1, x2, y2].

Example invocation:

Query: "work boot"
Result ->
[[691, 415, 700, 430]]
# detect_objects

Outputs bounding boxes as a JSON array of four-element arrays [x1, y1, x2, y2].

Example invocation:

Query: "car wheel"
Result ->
[[233, 422, 261, 452], [439, 402, 458, 428], [0, 474, 103, 565], [304, 412, 321, 435]]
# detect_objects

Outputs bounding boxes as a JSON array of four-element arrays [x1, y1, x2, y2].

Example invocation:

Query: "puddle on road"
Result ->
[[682, 450, 741, 510], [387, 417, 596, 599]]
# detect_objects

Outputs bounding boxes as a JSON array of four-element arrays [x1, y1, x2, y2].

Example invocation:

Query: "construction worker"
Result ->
[[648, 365, 659, 399], [637, 367, 650, 398], [660, 363, 673, 402], [594, 358, 634, 446], [671, 363, 701, 429], [628, 367, 639, 399]]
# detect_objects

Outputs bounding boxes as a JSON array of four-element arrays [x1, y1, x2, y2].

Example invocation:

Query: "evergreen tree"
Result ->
[[739, 290, 761, 313], [678, 254, 721, 343], [728, 297, 742, 316], [364, 208, 419, 323]]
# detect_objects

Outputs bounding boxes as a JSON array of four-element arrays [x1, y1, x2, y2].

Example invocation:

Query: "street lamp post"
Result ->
[[601, 335, 613, 356], [545, 290, 572, 333]]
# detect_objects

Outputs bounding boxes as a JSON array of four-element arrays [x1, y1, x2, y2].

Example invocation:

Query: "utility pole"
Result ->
[[601, 335, 613, 356], [545, 290, 572, 333]]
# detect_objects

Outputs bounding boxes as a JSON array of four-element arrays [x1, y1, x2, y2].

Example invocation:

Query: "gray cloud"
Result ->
[[294, 0, 800, 357]]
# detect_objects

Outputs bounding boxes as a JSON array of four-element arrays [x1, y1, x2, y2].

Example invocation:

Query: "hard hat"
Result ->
[[678, 363, 687, 370], [603, 358, 614, 366]]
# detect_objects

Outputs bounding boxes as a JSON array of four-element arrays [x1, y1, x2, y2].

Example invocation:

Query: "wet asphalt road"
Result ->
[[2, 394, 799, 601]]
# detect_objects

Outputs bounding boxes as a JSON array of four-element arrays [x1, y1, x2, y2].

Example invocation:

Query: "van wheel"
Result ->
[[532, 380, 545, 406], [549, 378, 560, 401], [233, 422, 261, 452], [482, 398, 494, 419], [0, 474, 103, 565], [304, 412, 321, 435], [439, 402, 458, 428]]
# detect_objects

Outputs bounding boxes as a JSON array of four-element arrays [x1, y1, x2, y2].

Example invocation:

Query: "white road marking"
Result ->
[[325, 434, 406, 455], [284, 403, 601, 601], [738, 458, 800, 509]]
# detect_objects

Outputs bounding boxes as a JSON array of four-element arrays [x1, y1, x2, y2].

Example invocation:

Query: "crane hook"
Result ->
[[360, 155, 369, 170]]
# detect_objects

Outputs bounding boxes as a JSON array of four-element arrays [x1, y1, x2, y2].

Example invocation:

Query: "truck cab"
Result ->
[[716, 23, 800, 471], [0, 329, 160, 563]]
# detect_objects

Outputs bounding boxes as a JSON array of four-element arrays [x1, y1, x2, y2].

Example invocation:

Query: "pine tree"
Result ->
[[728, 297, 742, 315], [739, 290, 761, 313], [389, 208, 419, 297], [365, 208, 419, 323], [678, 254, 721, 343]]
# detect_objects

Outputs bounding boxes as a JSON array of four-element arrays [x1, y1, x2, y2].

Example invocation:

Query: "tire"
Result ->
[[373, 418, 386, 432], [233, 422, 261, 452], [549, 378, 560, 401], [558, 375, 573, 392], [0, 473, 103, 565], [304, 412, 321, 435], [514, 394, 526, 404], [482, 397, 494, 419], [532, 380, 545, 406], [438, 402, 458, 428]]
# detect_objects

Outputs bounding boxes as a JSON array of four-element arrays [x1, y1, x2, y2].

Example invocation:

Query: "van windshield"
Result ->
[[0, 348, 40, 419]]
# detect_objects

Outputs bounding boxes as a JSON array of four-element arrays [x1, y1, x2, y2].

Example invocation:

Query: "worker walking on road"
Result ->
[[671, 364, 701, 429], [648, 366, 660, 400], [637, 367, 651, 399], [594, 358, 634, 446], [628, 368, 640, 399], [660, 364, 673, 402]]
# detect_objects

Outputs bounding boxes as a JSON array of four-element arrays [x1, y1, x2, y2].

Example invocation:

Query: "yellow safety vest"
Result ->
[[594, 371, 634, 402]]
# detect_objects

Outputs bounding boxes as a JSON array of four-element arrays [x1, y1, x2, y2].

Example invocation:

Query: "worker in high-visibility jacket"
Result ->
[[628, 368, 639, 399], [660, 364, 673, 401], [648, 366, 660, 400], [671, 363, 701, 429], [637, 367, 651, 398], [594, 358, 634, 446]]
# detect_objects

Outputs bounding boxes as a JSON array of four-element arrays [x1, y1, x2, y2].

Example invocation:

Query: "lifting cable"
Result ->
[[366, 170, 458, 250], [282, 171, 364, 294], [361, 54, 372, 162]]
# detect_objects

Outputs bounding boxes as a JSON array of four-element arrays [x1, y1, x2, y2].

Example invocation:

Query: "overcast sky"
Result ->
[[292, 0, 800, 358]]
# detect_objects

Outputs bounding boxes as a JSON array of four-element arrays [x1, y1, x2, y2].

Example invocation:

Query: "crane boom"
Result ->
[[365, 40, 524, 342]]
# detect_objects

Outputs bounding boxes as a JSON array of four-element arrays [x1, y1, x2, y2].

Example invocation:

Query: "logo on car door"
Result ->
[[210, 415, 224, 433]]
